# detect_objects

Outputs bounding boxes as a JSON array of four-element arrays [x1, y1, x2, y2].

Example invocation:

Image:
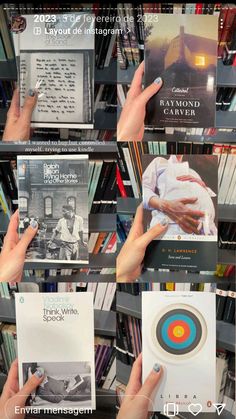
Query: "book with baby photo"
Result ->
[[12, 13, 94, 128], [142, 291, 216, 412], [142, 155, 218, 270], [144, 14, 218, 127], [17, 155, 89, 264], [15, 292, 96, 411]]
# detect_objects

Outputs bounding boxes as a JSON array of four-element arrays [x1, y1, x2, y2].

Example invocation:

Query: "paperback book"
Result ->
[[15, 292, 96, 411], [142, 291, 216, 412], [142, 155, 218, 270], [144, 14, 218, 127], [12, 13, 94, 128], [17, 155, 89, 264]]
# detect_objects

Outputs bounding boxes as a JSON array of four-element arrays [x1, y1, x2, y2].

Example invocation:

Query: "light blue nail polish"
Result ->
[[30, 220, 38, 229], [35, 368, 44, 378], [153, 363, 161, 373], [154, 77, 162, 85], [28, 88, 35, 97], [160, 217, 169, 226]]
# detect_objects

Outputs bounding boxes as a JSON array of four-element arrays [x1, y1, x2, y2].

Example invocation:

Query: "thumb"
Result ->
[[15, 369, 45, 406], [136, 218, 168, 248], [16, 221, 38, 254], [137, 363, 163, 402], [20, 89, 38, 123], [139, 77, 163, 105]]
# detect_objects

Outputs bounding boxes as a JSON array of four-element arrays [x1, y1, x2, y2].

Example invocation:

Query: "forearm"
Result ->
[[148, 197, 170, 212]]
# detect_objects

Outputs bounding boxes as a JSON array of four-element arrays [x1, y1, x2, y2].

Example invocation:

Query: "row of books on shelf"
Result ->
[[0, 282, 116, 312], [117, 142, 236, 205], [116, 349, 235, 414], [118, 281, 236, 324], [117, 3, 236, 69], [216, 87, 236, 111], [219, 222, 236, 250], [143, 127, 236, 136], [0, 159, 117, 227], [0, 322, 116, 391]]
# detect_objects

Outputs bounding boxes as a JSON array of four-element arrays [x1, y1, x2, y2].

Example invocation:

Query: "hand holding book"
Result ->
[[2, 88, 38, 142], [117, 205, 168, 282], [0, 359, 44, 419], [117, 62, 163, 142], [117, 354, 163, 419], [0, 210, 38, 282]]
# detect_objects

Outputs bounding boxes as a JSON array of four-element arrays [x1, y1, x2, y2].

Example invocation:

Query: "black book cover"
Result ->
[[99, 162, 116, 213], [177, 141, 192, 154], [223, 283, 236, 324], [216, 283, 229, 321], [167, 141, 177, 154], [221, 88, 236, 111], [144, 14, 218, 127], [117, 144, 135, 198], [142, 154, 218, 270], [0, 161, 18, 209], [192, 142, 204, 154], [203, 143, 213, 154], [91, 161, 114, 213]]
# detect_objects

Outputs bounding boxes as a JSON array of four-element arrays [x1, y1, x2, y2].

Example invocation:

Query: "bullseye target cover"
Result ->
[[142, 291, 216, 413]]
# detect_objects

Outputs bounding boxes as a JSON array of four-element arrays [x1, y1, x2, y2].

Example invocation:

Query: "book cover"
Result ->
[[144, 14, 218, 127], [17, 155, 88, 264], [142, 291, 216, 412], [142, 155, 218, 270], [13, 13, 94, 128], [15, 292, 96, 411]]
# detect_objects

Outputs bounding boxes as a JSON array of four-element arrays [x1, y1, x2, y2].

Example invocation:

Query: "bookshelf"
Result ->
[[95, 58, 117, 85], [0, 297, 115, 337], [0, 60, 17, 80], [94, 109, 116, 131]]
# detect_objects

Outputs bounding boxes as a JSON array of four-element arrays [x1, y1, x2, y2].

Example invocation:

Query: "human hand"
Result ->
[[0, 210, 38, 282], [177, 175, 206, 188], [2, 88, 38, 142], [149, 196, 205, 235], [117, 204, 168, 282], [117, 354, 163, 419], [0, 359, 44, 419], [117, 62, 163, 141]]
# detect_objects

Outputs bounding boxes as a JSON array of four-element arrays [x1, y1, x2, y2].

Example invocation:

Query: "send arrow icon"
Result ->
[[213, 403, 226, 415]]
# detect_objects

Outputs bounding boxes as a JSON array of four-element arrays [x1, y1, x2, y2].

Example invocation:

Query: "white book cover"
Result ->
[[17, 155, 89, 264], [15, 292, 96, 411], [142, 291, 216, 413], [13, 13, 94, 129]]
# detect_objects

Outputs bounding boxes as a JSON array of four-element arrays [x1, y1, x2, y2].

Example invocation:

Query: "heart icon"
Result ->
[[188, 404, 203, 416]]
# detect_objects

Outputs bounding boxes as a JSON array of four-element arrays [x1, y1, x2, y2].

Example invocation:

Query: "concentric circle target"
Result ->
[[150, 304, 207, 361]]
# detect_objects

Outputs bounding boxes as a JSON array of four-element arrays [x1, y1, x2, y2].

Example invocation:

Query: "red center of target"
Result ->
[[167, 320, 190, 343]]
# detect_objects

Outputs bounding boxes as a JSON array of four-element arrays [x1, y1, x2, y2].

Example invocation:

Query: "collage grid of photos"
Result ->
[[0, 2, 235, 419]]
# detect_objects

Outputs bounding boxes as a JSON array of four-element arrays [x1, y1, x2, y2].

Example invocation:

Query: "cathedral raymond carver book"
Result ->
[[144, 14, 218, 127]]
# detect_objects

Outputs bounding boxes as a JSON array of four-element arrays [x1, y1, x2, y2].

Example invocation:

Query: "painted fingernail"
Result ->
[[153, 363, 161, 373], [160, 217, 169, 226], [30, 220, 38, 229], [34, 368, 44, 378], [28, 88, 35, 97], [154, 77, 162, 84]]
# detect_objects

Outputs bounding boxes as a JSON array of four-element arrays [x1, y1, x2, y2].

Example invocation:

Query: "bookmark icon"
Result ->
[[213, 403, 226, 415]]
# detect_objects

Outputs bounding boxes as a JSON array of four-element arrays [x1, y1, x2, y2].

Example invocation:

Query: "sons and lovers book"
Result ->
[[15, 292, 96, 411]]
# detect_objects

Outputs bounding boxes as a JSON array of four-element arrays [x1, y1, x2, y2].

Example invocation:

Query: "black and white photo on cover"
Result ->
[[22, 362, 92, 408], [142, 154, 218, 241], [18, 155, 89, 264]]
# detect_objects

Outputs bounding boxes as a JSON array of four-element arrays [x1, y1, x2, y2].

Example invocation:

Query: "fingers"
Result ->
[[177, 215, 200, 235], [20, 89, 38, 123], [3, 210, 19, 252], [2, 359, 19, 400], [128, 61, 144, 99], [16, 221, 38, 255], [136, 219, 168, 248], [179, 197, 198, 205], [7, 89, 20, 119], [137, 363, 163, 400], [125, 354, 142, 399], [128, 204, 144, 241], [15, 369, 45, 406], [138, 77, 163, 105]]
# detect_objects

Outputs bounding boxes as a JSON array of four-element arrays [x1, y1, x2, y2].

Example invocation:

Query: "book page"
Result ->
[[20, 52, 84, 124]]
